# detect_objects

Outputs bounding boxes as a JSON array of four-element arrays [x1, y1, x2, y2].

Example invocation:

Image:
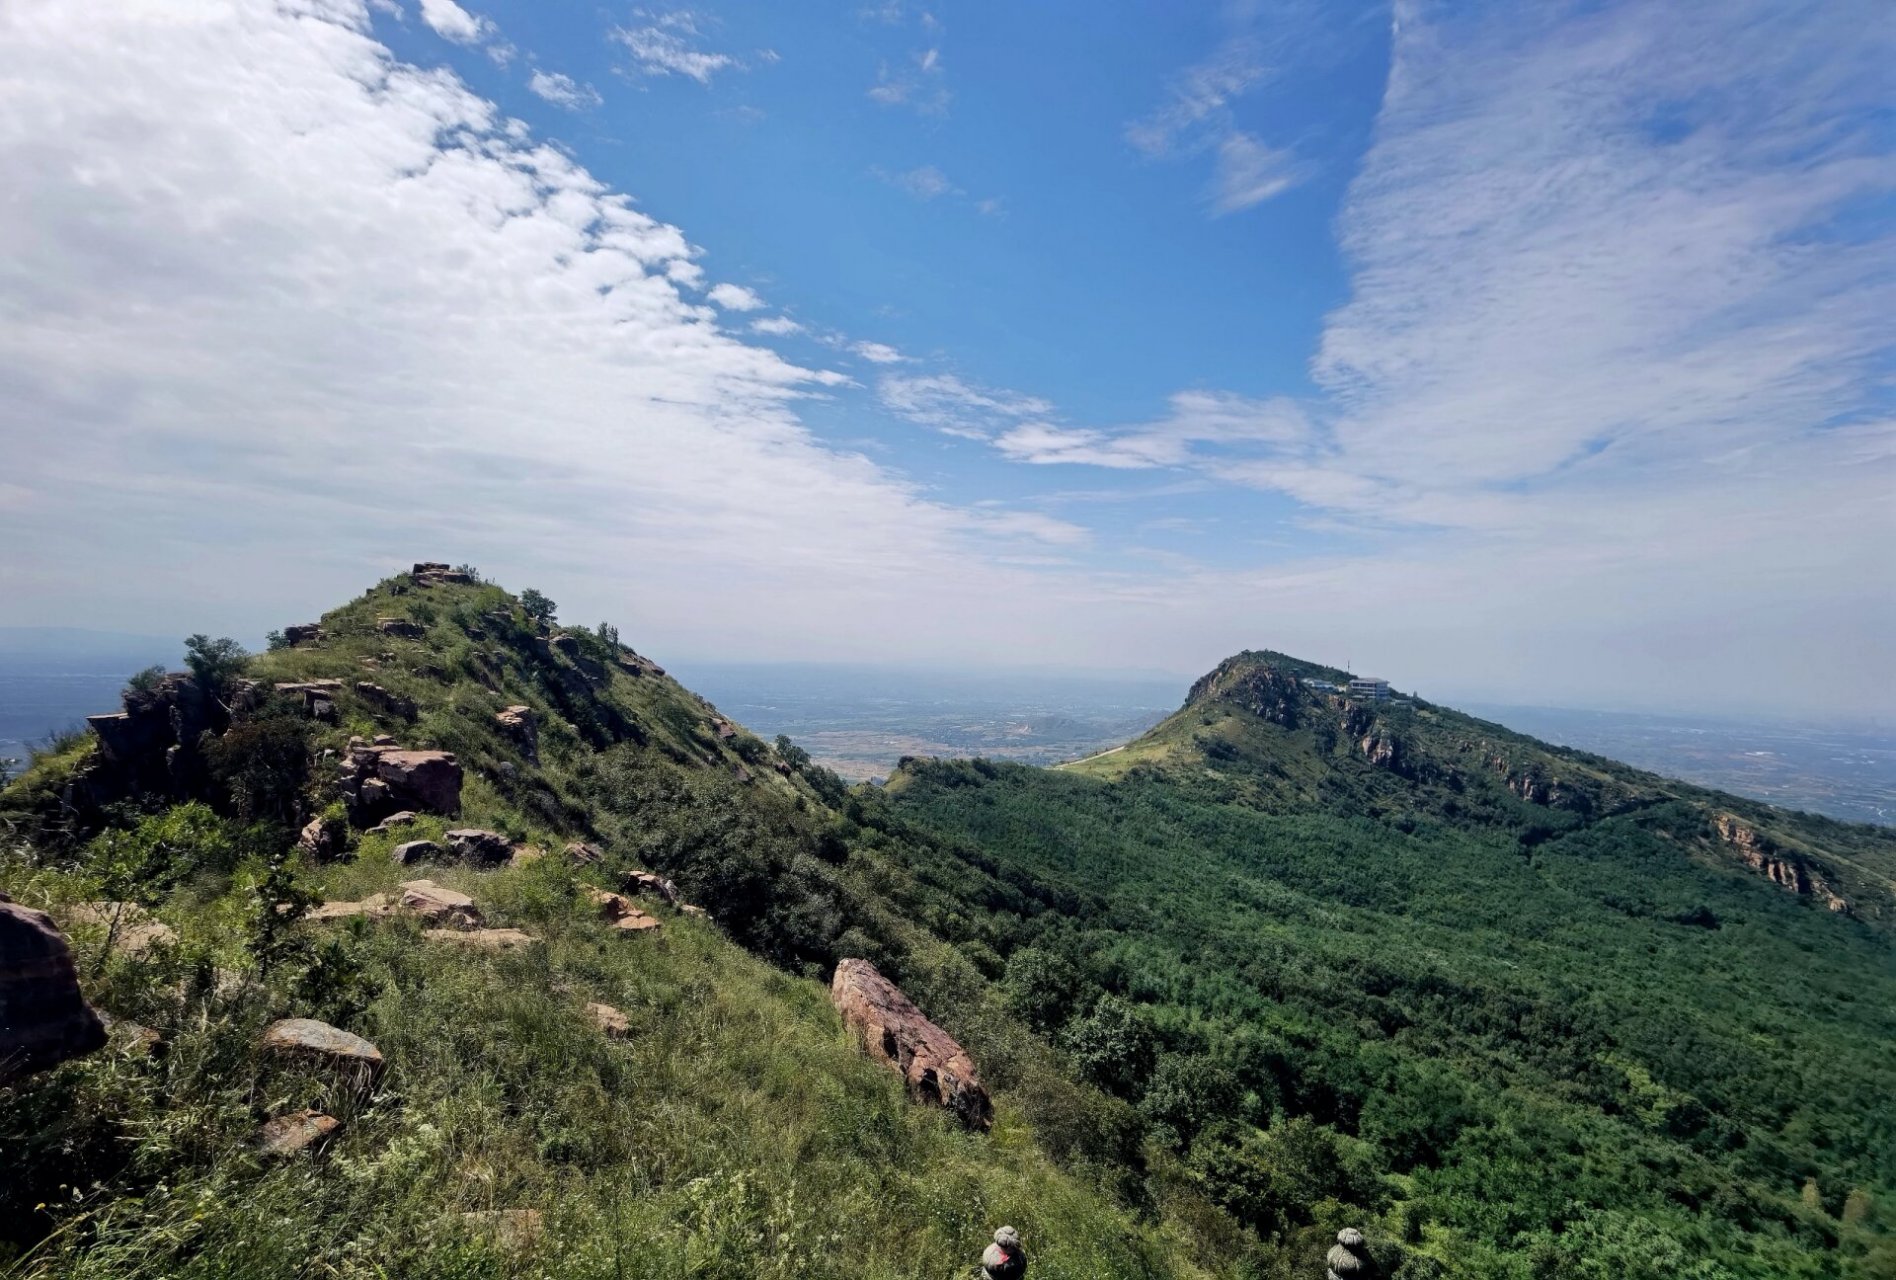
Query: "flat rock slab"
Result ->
[[423, 928, 536, 951], [0, 902, 108, 1081], [369, 811, 418, 834], [612, 913, 660, 932], [259, 1018, 384, 1081], [587, 1001, 631, 1039], [564, 842, 603, 866], [398, 880, 481, 927], [307, 895, 393, 923], [258, 1109, 340, 1157], [622, 871, 679, 906], [830, 957, 992, 1132]]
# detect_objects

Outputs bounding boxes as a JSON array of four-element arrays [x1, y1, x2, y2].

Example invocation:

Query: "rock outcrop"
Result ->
[[397, 880, 482, 928], [0, 901, 108, 1081], [339, 741, 462, 824], [85, 672, 219, 799], [829, 958, 991, 1131], [392, 839, 445, 866], [1713, 815, 1849, 912], [411, 562, 474, 587], [495, 705, 538, 761], [298, 813, 350, 860], [282, 623, 325, 648], [355, 682, 418, 721], [376, 617, 426, 639], [587, 889, 660, 933]]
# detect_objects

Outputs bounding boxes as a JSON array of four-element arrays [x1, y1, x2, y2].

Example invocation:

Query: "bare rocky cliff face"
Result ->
[[1712, 815, 1849, 913]]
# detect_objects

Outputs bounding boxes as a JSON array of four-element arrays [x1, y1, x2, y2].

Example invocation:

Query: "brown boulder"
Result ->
[[370, 810, 418, 834], [0, 903, 108, 1081], [397, 880, 482, 928], [587, 1002, 631, 1039], [259, 1018, 384, 1082], [829, 958, 991, 1131], [259, 1109, 340, 1157], [298, 813, 350, 860], [564, 841, 604, 866], [373, 750, 463, 815]]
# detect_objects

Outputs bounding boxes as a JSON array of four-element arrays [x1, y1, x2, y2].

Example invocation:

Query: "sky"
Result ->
[[0, 0, 1891, 720]]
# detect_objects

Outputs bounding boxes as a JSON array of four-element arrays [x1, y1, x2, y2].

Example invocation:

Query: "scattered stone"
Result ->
[[711, 718, 737, 741], [274, 680, 346, 718], [0, 902, 108, 1081], [495, 705, 539, 761], [297, 813, 350, 861], [259, 1109, 340, 1158], [282, 623, 325, 647], [393, 839, 446, 866], [445, 829, 515, 867], [460, 1209, 542, 1253], [564, 842, 604, 866], [423, 927, 536, 951], [680, 904, 709, 919], [370, 810, 418, 834], [372, 733, 397, 747], [397, 880, 482, 928], [376, 617, 426, 639], [830, 958, 991, 1131], [613, 913, 660, 933], [587, 1001, 631, 1039], [259, 1018, 384, 1082], [622, 871, 680, 907]]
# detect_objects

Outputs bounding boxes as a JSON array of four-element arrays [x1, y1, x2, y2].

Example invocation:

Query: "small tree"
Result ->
[[598, 621, 620, 648], [774, 734, 811, 772], [264, 629, 289, 651], [122, 664, 168, 701], [183, 634, 249, 697], [519, 589, 557, 625]]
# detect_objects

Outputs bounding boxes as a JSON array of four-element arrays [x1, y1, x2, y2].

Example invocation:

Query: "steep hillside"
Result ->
[[0, 569, 1214, 1280], [882, 652, 1896, 1278]]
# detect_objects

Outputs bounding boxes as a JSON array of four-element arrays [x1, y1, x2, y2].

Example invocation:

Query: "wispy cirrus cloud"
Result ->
[[527, 70, 601, 110], [613, 10, 749, 84], [879, 373, 1053, 439]]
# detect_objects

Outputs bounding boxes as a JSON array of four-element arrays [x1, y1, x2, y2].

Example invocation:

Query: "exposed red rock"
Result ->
[[259, 1018, 384, 1083], [829, 958, 991, 1130]]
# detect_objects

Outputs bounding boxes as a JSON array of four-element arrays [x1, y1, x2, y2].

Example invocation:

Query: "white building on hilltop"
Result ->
[[1347, 677, 1390, 702]]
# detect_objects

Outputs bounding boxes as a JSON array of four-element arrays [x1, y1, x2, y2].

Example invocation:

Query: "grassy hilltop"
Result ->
[[4, 574, 1895, 1279]]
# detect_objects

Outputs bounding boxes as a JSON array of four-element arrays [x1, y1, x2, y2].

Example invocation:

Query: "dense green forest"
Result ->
[[3, 577, 1893, 1278]]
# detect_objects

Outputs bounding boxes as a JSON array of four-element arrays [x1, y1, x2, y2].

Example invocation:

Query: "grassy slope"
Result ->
[[0, 575, 1200, 1280]]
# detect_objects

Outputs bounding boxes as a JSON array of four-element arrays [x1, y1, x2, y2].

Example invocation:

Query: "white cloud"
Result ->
[[750, 315, 804, 336], [1208, 132, 1300, 214], [527, 70, 601, 110], [0, 0, 1090, 668], [853, 341, 904, 364], [880, 164, 955, 200], [613, 10, 741, 84], [418, 0, 491, 45], [707, 282, 765, 311], [879, 373, 1053, 439], [1126, 37, 1268, 157], [995, 392, 1311, 469]]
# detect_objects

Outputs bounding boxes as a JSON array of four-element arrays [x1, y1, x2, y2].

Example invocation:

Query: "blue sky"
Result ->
[[0, 0, 1891, 718]]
